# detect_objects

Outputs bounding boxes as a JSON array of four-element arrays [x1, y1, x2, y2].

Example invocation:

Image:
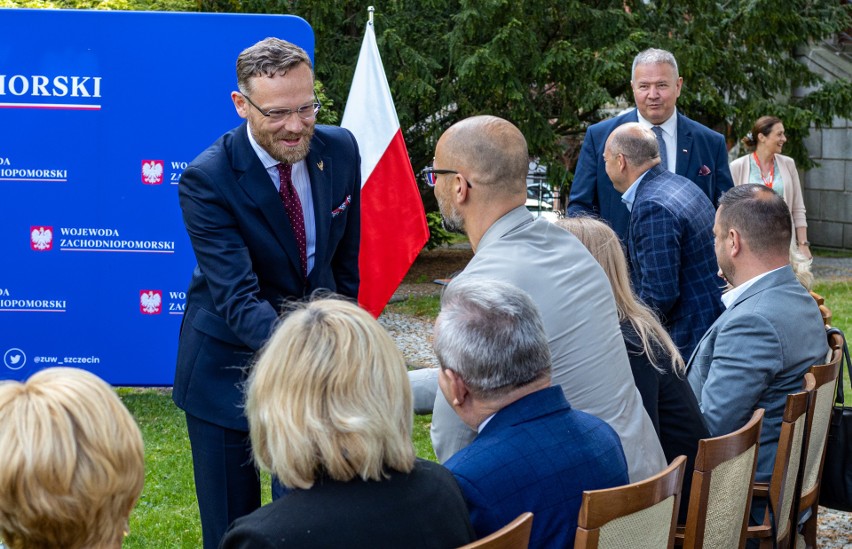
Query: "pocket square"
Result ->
[[698, 165, 711, 176], [331, 195, 352, 217]]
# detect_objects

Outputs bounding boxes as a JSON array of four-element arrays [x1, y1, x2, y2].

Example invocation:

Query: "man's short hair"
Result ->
[[246, 298, 415, 490], [631, 48, 679, 80], [0, 368, 145, 549], [236, 37, 313, 95], [609, 123, 660, 165], [718, 184, 793, 256], [434, 277, 551, 399]]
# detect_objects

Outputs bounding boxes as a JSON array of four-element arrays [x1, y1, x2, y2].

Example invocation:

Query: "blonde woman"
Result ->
[[220, 298, 474, 548], [730, 116, 811, 259], [557, 217, 708, 521], [0, 367, 145, 549]]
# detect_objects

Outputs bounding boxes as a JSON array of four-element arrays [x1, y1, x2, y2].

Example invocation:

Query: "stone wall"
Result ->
[[798, 44, 852, 249]]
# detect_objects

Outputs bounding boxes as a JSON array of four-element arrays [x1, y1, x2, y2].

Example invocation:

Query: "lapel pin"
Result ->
[[317, 161, 324, 171], [682, 149, 688, 153]]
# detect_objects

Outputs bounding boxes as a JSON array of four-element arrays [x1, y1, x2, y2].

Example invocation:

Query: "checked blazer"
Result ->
[[445, 386, 629, 549], [568, 109, 733, 242], [628, 163, 724, 360]]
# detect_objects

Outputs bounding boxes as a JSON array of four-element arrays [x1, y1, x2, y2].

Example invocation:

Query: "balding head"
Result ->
[[604, 123, 661, 192], [438, 115, 529, 196]]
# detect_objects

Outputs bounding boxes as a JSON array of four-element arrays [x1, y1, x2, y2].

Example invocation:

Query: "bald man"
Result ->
[[605, 123, 723, 360], [426, 115, 666, 483]]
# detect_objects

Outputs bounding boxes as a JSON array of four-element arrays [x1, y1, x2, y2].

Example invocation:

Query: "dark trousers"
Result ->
[[185, 413, 261, 549]]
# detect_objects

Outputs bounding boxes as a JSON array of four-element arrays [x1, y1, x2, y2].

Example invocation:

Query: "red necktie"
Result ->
[[277, 163, 307, 277]]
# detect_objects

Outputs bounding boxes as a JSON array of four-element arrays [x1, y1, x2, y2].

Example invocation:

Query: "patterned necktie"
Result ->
[[277, 163, 307, 277], [652, 125, 669, 171]]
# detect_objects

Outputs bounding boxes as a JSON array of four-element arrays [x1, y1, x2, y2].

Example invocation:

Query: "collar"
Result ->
[[721, 265, 786, 308], [477, 205, 535, 251], [636, 109, 678, 138], [620, 168, 651, 212]]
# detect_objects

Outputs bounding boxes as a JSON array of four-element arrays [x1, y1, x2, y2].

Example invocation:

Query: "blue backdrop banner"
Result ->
[[0, 8, 313, 385]]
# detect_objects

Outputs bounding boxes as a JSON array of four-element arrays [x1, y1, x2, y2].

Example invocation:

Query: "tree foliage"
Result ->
[[5, 0, 851, 188]]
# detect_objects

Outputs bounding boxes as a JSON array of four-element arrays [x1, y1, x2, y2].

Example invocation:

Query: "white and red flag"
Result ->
[[342, 13, 429, 317]]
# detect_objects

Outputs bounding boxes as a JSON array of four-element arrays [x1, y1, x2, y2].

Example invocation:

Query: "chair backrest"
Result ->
[[574, 455, 686, 549], [459, 512, 533, 549], [799, 332, 843, 508], [758, 383, 811, 546], [681, 408, 764, 549]]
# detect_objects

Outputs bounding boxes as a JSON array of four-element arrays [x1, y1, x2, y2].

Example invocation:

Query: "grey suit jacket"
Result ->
[[431, 206, 666, 482], [686, 265, 827, 481]]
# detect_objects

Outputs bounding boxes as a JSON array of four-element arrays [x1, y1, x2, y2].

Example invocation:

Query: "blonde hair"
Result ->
[[0, 367, 145, 549], [790, 241, 814, 290], [556, 217, 685, 374], [246, 298, 415, 490]]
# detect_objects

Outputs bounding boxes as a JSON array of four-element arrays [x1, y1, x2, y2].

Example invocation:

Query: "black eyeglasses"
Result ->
[[242, 93, 321, 121], [422, 166, 474, 188]]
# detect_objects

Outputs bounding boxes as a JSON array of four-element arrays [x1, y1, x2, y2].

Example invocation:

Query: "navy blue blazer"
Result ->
[[568, 109, 733, 241], [627, 164, 724, 360], [445, 386, 629, 548], [173, 123, 361, 431]]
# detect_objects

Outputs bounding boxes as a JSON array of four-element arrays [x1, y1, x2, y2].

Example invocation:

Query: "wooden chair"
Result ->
[[809, 290, 832, 327], [677, 408, 764, 549], [794, 330, 844, 549], [746, 384, 812, 548], [458, 512, 533, 549], [574, 455, 686, 549]]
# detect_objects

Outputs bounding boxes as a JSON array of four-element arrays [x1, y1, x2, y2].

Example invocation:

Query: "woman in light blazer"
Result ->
[[730, 116, 812, 259]]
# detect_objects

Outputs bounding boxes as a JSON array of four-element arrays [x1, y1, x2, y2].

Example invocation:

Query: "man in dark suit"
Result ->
[[605, 123, 723, 360], [568, 48, 733, 241], [435, 277, 629, 548], [687, 184, 827, 484], [172, 37, 360, 549]]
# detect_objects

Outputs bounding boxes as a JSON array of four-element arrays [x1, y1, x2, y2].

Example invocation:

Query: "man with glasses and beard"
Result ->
[[173, 37, 361, 549], [424, 115, 666, 484]]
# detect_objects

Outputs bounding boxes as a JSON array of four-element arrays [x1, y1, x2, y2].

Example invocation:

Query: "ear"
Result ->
[[729, 228, 743, 257], [453, 174, 470, 204], [442, 369, 470, 408], [231, 91, 249, 120]]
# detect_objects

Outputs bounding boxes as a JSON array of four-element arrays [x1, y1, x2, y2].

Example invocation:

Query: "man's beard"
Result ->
[[438, 197, 465, 234], [255, 124, 315, 164]]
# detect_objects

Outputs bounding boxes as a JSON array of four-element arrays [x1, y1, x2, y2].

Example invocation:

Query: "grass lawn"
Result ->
[[110, 276, 850, 546]]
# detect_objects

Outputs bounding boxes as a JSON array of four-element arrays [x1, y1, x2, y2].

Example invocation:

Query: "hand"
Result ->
[[798, 243, 812, 260]]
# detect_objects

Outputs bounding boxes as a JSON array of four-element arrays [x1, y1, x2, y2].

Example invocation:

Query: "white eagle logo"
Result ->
[[31, 226, 53, 250], [140, 291, 162, 314], [142, 160, 164, 184]]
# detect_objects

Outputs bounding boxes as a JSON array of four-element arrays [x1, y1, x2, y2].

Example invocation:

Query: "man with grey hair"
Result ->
[[173, 37, 361, 548], [427, 114, 666, 482], [436, 277, 629, 548], [568, 47, 733, 242], [605, 122, 722, 359]]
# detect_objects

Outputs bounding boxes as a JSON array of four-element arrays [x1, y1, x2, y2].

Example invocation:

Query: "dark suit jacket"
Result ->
[[219, 459, 475, 549], [568, 109, 733, 241], [628, 164, 724, 360], [622, 321, 708, 521], [687, 266, 828, 482], [445, 386, 629, 548], [173, 123, 361, 431]]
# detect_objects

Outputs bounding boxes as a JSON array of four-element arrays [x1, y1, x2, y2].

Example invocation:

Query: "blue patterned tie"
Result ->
[[652, 126, 669, 171]]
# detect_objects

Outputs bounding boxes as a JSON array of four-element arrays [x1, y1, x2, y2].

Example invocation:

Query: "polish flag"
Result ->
[[342, 18, 429, 317]]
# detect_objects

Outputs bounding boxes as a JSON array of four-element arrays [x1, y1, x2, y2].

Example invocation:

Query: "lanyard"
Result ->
[[753, 152, 774, 189]]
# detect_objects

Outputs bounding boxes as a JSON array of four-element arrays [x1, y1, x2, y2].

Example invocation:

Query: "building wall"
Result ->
[[798, 45, 852, 250]]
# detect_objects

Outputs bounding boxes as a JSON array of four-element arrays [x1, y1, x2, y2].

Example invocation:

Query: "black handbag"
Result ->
[[818, 327, 852, 511]]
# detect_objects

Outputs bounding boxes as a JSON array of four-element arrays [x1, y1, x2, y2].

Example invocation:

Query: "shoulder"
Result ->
[[775, 154, 796, 169], [678, 113, 725, 141]]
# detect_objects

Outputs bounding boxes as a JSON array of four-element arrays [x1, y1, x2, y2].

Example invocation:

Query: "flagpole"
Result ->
[[368, 6, 374, 25]]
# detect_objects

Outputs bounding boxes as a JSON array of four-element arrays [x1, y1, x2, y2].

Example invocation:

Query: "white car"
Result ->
[[526, 198, 560, 223]]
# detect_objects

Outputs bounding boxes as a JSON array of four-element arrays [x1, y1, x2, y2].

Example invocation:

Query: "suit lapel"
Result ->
[[307, 132, 332, 286], [675, 114, 694, 178]]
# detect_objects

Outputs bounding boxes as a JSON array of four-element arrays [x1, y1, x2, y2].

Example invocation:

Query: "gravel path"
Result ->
[[383, 254, 852, 546]]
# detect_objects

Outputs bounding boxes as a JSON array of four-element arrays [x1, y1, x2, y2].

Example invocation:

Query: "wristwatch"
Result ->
[[798, 240, 811, 246]]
